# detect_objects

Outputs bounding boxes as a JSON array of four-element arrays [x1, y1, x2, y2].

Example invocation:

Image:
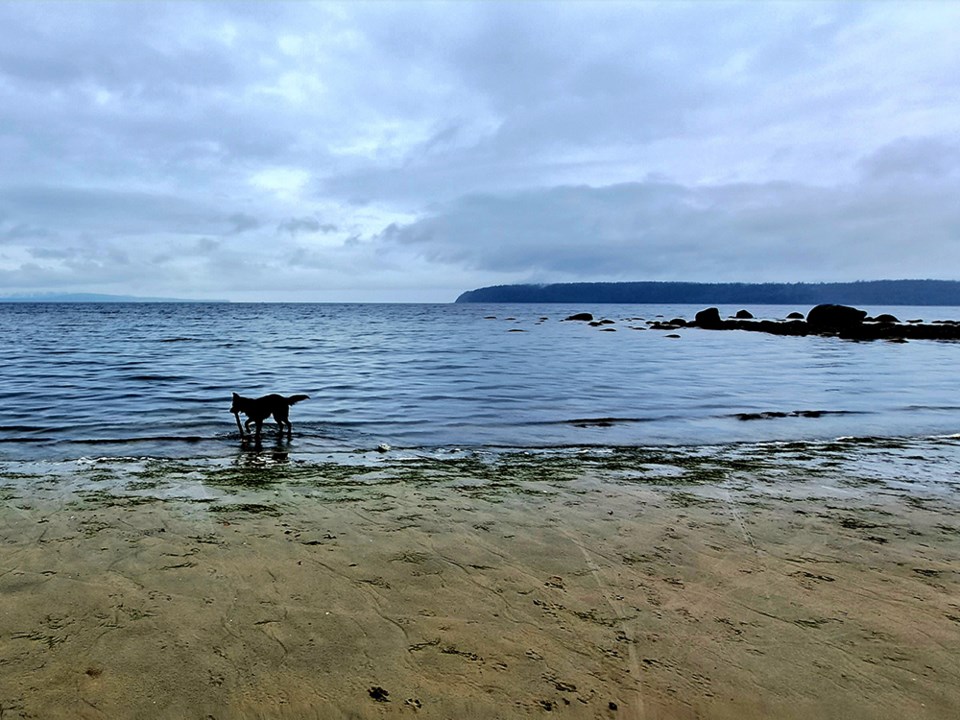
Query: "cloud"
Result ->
[[278, 217, 339, 236], [857, 137, 960, 181], [227, 213, 261, 234], [0, 186, 253, 238], [0, 220, 58, 243], [249, 167, 312, 202], [0, 2, 959, 300], [379, 163, 960, 283]]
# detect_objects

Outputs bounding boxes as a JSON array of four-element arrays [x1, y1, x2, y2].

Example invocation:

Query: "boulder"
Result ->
[[786, 312, 805, 320], [694, 307, 723, 328], [563, 312, 593, 322], [806, 304, 867, 331], [874, 314, 900, 324], [734, 309, 754, 319]]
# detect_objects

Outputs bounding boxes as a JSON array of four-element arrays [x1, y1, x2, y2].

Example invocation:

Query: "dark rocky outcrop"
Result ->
[[563, 312, 593, 322], [806, 304, 867, 331], [693, 307, 723, 328], [786, 312, 805, 320], [734, 309, 754, 319], [682, 305, 960, 341]]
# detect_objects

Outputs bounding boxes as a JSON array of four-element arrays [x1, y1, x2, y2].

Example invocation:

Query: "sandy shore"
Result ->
[[1, 441, 959, 719]]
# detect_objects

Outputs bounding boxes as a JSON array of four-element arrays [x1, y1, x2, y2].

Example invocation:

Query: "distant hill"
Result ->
[[0, 293, 226, 303], [455, 280, 960, 306]]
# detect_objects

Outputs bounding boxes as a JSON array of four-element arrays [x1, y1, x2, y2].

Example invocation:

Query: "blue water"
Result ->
[[1, 302, 959, 461]]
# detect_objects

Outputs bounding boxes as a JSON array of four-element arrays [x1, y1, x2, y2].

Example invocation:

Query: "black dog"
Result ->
[[230, 392, 309, 440]]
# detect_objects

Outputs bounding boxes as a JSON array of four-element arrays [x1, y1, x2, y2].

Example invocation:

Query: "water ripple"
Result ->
[[1, 302, 959, 461]]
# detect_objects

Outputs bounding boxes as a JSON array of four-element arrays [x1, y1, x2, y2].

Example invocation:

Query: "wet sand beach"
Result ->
[[1, 441, 959, 719]]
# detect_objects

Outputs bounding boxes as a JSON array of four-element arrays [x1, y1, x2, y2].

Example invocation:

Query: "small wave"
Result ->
[[732, 410, 868, 422], [542, 417, 661, 428], [130, 374, 186, 382], [158, 337, 200, 343], [65, 435, 208, 445], [0, 425, 56, 433]]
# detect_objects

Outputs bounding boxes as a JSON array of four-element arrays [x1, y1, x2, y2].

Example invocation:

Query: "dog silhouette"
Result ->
[[230, 392, 309, 440]]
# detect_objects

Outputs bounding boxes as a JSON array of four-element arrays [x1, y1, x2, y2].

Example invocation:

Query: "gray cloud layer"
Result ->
[[0, 2, 958, 300], [382, 140, 960, 282]]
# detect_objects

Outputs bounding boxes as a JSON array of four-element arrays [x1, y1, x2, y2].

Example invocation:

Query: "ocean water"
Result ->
[[1, 302, 959, 462]]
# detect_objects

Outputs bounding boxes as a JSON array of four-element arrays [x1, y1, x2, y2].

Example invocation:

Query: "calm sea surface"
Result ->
[[1, 302, 959, 462]]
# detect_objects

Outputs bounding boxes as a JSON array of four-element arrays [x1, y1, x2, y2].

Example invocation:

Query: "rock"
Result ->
[[805, 304, 867, 331], [735, 309, 754, 319], [563, 312, 593, 322], [786, 312, 804, 319], [665, 333, 681, 339], [668, 318, 687, 326], [377, 443, 391, 453], [694, 307, 723, 328], [736, 411, 789, 421], [771, 320, 810, 336]]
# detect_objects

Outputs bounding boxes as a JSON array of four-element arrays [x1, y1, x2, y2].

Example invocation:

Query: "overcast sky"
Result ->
[[1, 1, 958, 302]]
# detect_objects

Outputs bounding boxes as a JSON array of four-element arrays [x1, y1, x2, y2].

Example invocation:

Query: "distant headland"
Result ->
[[454, 280, 960, 306], [0, 293, 228, 303]]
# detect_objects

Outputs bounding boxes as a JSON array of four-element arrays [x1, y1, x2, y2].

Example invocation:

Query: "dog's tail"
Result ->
[[287, 394, 310, 405]]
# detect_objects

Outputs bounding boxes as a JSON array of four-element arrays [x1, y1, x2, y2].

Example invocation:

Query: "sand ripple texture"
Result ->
[[1, 438, 958, 718]]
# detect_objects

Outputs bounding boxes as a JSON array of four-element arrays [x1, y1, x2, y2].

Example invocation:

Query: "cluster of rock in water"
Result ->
[[559, 303, 960, 341]]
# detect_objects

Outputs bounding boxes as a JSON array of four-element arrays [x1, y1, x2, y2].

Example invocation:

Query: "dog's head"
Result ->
[[229, 392, 241, 414]]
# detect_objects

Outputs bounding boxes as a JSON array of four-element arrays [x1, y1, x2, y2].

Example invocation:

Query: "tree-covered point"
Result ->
[[455, 280, 960, 306]]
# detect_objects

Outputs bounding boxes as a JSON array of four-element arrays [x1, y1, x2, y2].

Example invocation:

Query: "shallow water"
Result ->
[[1, 302, 959, 461]]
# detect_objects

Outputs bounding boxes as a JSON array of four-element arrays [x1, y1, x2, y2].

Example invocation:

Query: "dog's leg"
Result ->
[[254, 419, 263, 440], [234, 413, 245, 437], [273, 411, 292, 439]]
